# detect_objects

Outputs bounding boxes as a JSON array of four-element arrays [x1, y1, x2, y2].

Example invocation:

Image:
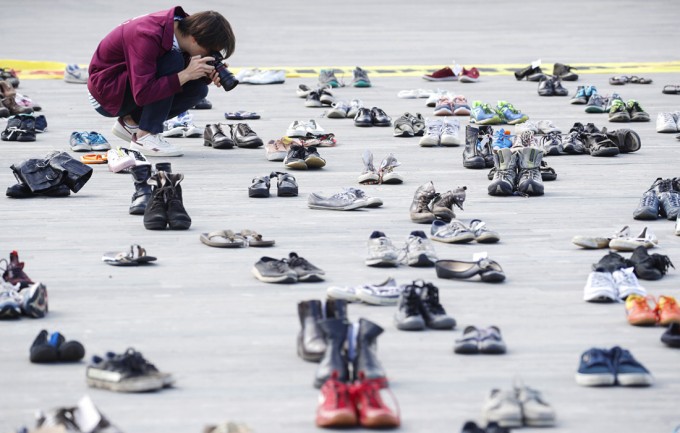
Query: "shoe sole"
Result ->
[[419, 138, 440, 147], [583, 291, 618, 302], [575, 373, 616, 387], [251, 267, 297, 284], [454, 343, 479, 354], [235, 139, 264, 149], [518, 183, 544, 196], [440, 136, 462, 146], [410, 214, 436, 224], [285, 160, 308, 170], [434, 109, 453, 116], [393, 129, 414, 137], [0, 304, 21, 319], [304, 101, 323, 107], [422, 76, 457, 81], [297, 273, 325, 282], [305, 157, 326, 168], [431, 234, 476, 244], [617, 373, 653, 387], [590, 148, 620, 157], [130, 144, 183, 157], [316, 413, 359, 428], [308, 202, 367, 211], [86, 375, 164, 393], [395, 319, 426, 331], [22, 283, 47, 318], [326, 287, 360, 302], [277, 187, 298, 197], [365, 258, 399, 267], [354, 122, 373, 127], [356, 292, 399, 306]]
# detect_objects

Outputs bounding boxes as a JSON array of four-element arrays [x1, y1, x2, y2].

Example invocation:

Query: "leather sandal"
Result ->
[[240, 229, 275, 247], [200, 230, 248, 248], [435, 258, 506, 282], [605, 128, 641, 153], [102, 245, 157, 266]]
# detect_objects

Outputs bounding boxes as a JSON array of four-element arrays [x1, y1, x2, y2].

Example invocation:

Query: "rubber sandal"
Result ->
[[80, 153, 108, 164], [609, 76, 629, 85], [629, 76, 652, 84], [200, 230, 248, 248], [540, 160, 557, 181], [224, 111, 261, 120], [662, 85, 680, 95], [240, 230, 275, 247], [102, 244, 157, 266]]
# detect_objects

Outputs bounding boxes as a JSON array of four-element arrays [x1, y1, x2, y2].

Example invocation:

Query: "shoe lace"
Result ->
[[648, 253, 675, 275], [610, 99, 625, 111], [540, 131, 561, 149], [589, 271, 616, 289], [425, 120, 442, 136], [516, 130, 536, 148], [401, 285, 422, 316], [651, 177, 672, 194], [441, 120, 459, 135], [287, 253, 316, 271], [88, 132, 108, 145], [238, 123, 255, 135], [378, 153, 400, 182], [661, 112, 676, 124]]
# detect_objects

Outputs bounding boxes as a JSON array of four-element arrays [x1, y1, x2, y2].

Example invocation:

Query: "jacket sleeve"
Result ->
[[124, 27, 182, 106]]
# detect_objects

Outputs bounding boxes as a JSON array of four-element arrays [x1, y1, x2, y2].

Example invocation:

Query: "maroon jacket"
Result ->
[[88, 6, 187, 115]]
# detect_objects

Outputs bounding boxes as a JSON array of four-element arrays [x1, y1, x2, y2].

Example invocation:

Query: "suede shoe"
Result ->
[[575, 348, 615, 386]]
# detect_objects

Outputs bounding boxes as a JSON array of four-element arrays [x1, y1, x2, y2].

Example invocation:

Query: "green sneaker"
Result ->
[[470, 101, 502, 125], [609, 99, 631, 122], [496, 101, 529, 125], [626, 99, 650, 122]]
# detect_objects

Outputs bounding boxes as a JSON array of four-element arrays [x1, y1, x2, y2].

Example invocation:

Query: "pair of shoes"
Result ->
[[284, 144, 325, 169], [393, 112, 426, 137], [69, 131, 111, 152], [87, 347, 173, 392], [34, 396, 122, 433], [200, 229, 274, 248], [633, 177, 680, 220], [572, 225, 656, 250], [584, 263, 647, 302], [204, 122, 263, 149], [626, 294, 680, 326], [286, 119, 325, 136], [193, 97, 212, 109], [308, 188, 379, 211], [609, 99, 650, 122], [431, 219, 500, 244], [30, 330, 84, 363], [143, 171, 191, 230], [576, 346, 652, 386], [419, 118, 462, 146], [661, 323, 680, 347], [358, 150, 403, 184], [0, 280, 48, 320], [409, 181, 466, 223], [482, 379, 556, 428], [454, 326, 506, 354], [570, 84, 598, 104], [394, 280, 455, 330], [514, 62, 546, 81], [354, 107, 391, 127], [252, 252, 324, 283], [656, 111, 680, 132], [433, 95, 472, 116], [249, 171, 298, 197], [365, 230, 437, 268], [297, 299, 347, 362], [569, 122, 624, 156], [64, 64, 88, 84], [488, 142, 545, 196], [537, 75, 568, 96], [435, 256, 506, 283], [1, 114, 36, 141], [599, 247, 674, 281], [471, 101, 529, 125], [131, 132, 184, 157], [162, 111, 203, 138], [327, 278, 401, 306], [609, 75, 652, 85]]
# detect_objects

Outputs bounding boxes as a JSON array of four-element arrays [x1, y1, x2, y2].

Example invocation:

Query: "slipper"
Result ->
[[629, 76, 652, 84], [80, 153, 108, 164], [224, 111, 261, 120], [609, 76, 629, 85], [662, 85, 680, 95], [240, 229, 275, 247], [102, 245, 157, 266], [200, 230, 248, 248]]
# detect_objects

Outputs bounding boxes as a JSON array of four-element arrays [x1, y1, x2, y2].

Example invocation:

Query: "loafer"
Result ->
[[371, 107, 392, 126], [354, 108, 373, 127], [435, 258, 506, 282]]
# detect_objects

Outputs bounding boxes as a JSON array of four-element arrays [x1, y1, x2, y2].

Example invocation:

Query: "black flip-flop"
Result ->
[[629, 76, 652, 84]]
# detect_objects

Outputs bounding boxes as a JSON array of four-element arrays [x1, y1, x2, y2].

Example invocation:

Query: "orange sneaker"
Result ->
[[625, 294, 657, 326], [657, 295, 680, 325]]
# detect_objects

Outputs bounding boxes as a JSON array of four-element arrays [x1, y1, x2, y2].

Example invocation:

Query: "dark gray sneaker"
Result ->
[[657, 178, 680, 220], [418, 281, 456, 330], [394, 283, 426, 331], [286, 252, 325, 282], [633, 189, 660, 220], [252, 256, 298, 283], [479, 326, 507, 354]]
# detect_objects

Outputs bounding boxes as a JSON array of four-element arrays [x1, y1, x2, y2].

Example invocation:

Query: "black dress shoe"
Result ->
[[354, 107, 373, 127], [371, 107, 391, 126], [435, 258, 506, 282], [193, 97, 212, 110], [204, 124, 234, 149]]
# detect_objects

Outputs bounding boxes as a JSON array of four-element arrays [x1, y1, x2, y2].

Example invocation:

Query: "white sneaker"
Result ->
[[482, 389, 523, 428], [356, 277, 401, 306], [535, 119, 561, 134], [397, 89, 432, 99], [514, 120, 539, 135], [246, 69, 285, 84], [111, 117, 138, 142], [673, 111, 680, 130], [403, 231, 437, 266], [305, 120, 325, 135], [613, 267, 646, 299], [285, 120, 308, 137], [419, 118, 443, 147], [440, 118, 462, 146], [235, 68, 259, 82], [676, 216, 680, 236], [106, 147, 136, 173], [365, 231, 400, 267], [183, 123, 203, 138], [347, 99, 364, 118], [583, 271, 618, 302], [327, 101, 350, 118], [130, 133, 183, 157], [162, 118, 186, 138], [656, 112, 678, 133], [326, 284, 361, 302], [296, 84, 313, 98], [64, 64, 88, 84], [425, 89, 450, 107]]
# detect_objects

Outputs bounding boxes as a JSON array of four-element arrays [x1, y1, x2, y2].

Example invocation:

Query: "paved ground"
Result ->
[[1, 1, 680, 432]]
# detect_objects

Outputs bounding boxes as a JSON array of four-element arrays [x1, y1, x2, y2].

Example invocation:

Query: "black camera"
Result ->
[[208, 51, 238, 92]]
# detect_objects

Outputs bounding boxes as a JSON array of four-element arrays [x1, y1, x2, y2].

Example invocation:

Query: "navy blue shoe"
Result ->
[[575, 347, 615, 386], [611, 346, 653, 386]]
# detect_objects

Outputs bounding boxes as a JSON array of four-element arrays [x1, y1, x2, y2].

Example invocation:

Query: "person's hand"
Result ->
[[177, 55, 215, 85], [209, 61, 229, 87]]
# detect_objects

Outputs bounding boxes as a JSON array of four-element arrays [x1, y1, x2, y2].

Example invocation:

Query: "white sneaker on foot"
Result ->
[[112, 117, 139, 142], [130, 133, 183, 157]]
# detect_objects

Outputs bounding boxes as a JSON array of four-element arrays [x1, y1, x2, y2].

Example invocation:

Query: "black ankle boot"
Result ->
[[165, 173, 191, 230], [352, 318, 387, 386], [155, 162, 171, 173], [314, 318, 349, 388], [129, 165, 152, 215], [325, 299, 348, 322], [297, 300, 326, 362], [143, 172, 169, 230]]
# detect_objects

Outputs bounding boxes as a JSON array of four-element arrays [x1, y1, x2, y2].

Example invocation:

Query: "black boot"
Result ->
[[143, 172, 169, 230], [326, 298, 348, 322], [155, 162, 171, 173], [352, 318, 387, 386], [297, 300, 326, 362], [129, 165, 152, 215], [165, 172, 191, 230], [314, 318, 349, 388]]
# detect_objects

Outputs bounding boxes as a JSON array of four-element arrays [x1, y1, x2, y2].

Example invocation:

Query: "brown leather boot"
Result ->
[[0, 81, 33, 115]]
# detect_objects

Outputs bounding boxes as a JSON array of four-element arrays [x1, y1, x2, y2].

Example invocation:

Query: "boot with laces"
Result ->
[[350, 373, 400, 428], [430, 186, 466, 222], [129, 165, 152, 215], [164, 172, 191, 230], [418, 281, 456, 329], [516, 147, 544, 196], [143, 172, 170, 230], [315, 371, 358, 428], [488, 147, 518, 196], [409, 181, 436, 223]]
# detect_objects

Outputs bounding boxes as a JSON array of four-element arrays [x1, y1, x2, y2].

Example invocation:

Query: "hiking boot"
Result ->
[[230, 123, 263, 148], [352, 66, 371, 87], [365, 231, 399, 267], [297, 300, 327, 362], [143, 172, 169, 230], [627, 100, 650, 122], [540, 131, 562, 155], [463, 125, 487, 169], [657, 178, 680, 219], [319, 69, 340, 88], [164, 173, 191, 230], [203, 123, 234, 149], [585, 130, 619, 157], [409, 181, 436, 223], [496, 101, 528, 125], [403, 231, 438, 267], [537, 76, 554, 96], [488, 148, 517, 196], [430, 186, 466, 222], [470, 101, 501, 125], [315, 372, 357, 428], [129, 165, 152, 215], [516, 147, 544, 196], [584, 93, 607, 113], [394, 283, 426, 331], [417, 281, 456, 329], [633, 186, 660, 220], [1, 250, 34, 288], [553, 62, 578, 81], [608, 99, 631, 122], [629, 246, 674, 280]]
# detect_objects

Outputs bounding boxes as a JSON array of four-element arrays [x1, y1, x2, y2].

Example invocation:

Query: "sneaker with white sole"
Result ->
[[608, 227, 657, 252], [356, 278, 402, 305], [106, 147, 136, 173], [440, 118, 462, 146], [286, 120, 308, 137], [305, 120, 325, 136], [327, 101, 350, 118], [111, 117, 138, 142], [583, 271, 618, 302], [86, 131, 111, 151], [402, 231, 437, 267], [365, 231, 400, 267], [347, 99, 364, 118], [656, 112, 677, 133], [130, 133, 183, 157], [419, 118, 443, 147], [613, 267, 646, 299]]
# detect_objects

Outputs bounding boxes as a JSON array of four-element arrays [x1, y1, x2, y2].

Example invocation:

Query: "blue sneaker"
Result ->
[[69, 131, 91, 152], [585, 85, 598, 98], [470, 101, 501, 125], [86, 131, 111, 151], [496, 101, 528, 125], [570, 86, 588, 104], [492, 129, 514, 149], [610, 346, 653, 386], [575, 347, 615, 386]]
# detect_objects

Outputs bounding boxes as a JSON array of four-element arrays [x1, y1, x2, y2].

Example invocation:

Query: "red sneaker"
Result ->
[[460, 67, 480, 83], [350, 375, 400, 428], [316, 372, 358, 428], [2, 251, 34, 288], [422, 66, 457, 82]]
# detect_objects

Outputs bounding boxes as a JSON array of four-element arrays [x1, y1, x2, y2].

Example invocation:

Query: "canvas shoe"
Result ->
[[252, 256, 297, 283], [419, 118, 443, 147], [452, 95, 471, 116], [656, 112, 678, 132], [86, 131, 111, 151], [469, 219, 500, 243], [69, 131, 91, 152], [327, 101, 350, 118], [352, 66, 371, 87], [417, 281, 455, 329], [478, 326, 506, 354], [657, 295, 680, 325], [583, 271, 618, 302], [613, 267, 647, 300], [625, 294, 657, 326], [86, 350, 165, 392], [459, 67, 479, 83], [106, 147, 136, 173], [440, 118, 462, 146], [365, 231, 400, 267], [111, 117, 138, 142], [394, 283, 426, 330], [64, 64, 88, 84], [319, 88, 336, 106], [496, 101, 529, 125], [347, 99, 364, 118], [403, 231, 437, 267], [422, 66, 457, 81], [307, 190, 368, 211], [315, 372, 358, 428], [433, 97, 453, 116], [130, 133, 183, 157], [575, 348, 616, 386], [610, 346, 653, 386], [350, 375, 400, 428], [345, 188, 382, 208], [305, 120, 325, 135], [470, 101, 502, 125], [481, 389, 523, 428], [286, 252, 325, 282], [430, 220, 475, 244], [305, 91, 323, 107], [264, 139, 289, 161], [319, 69, 340, 88], [355, 278, 402, 306], [514, 381, 556, 427]]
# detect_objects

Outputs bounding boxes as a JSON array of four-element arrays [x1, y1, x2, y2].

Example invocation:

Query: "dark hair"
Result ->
[[177, 11, 235, 58]]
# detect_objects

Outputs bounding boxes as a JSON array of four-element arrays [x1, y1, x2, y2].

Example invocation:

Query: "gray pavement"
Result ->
[[1, 1, 680, 432]]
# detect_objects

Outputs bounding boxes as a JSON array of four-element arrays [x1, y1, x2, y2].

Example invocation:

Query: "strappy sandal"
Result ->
[[435, 258, 506, 283], [605, 128, 641, 153], [80, 153, 108, 164], [629, 76, 652, 84], [609, 76, 629, 85], [662, 85, 680, 95], [240, 230, 275, 247], [200, 230, 248, 248], [540, 160, 557, 181], [102, 244, 157, 266]]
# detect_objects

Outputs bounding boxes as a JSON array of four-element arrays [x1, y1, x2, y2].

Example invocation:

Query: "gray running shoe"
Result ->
[[346, 187, 382, 207], [454, 326, 481, 354], [286, 252, 325, 282], [430, 219, 475, 243], [658, 178, 680, 219], [352, 66, 371, 87], [252, 256, 298, 283], [365, 231, 400, 267], [307, 190, 368, 210], [403, 231, 437, 267], [584, 93, 607, 113], [633, 190, 660, 220], [479, 326, 506, 354], [318, 69, 340, 88]]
